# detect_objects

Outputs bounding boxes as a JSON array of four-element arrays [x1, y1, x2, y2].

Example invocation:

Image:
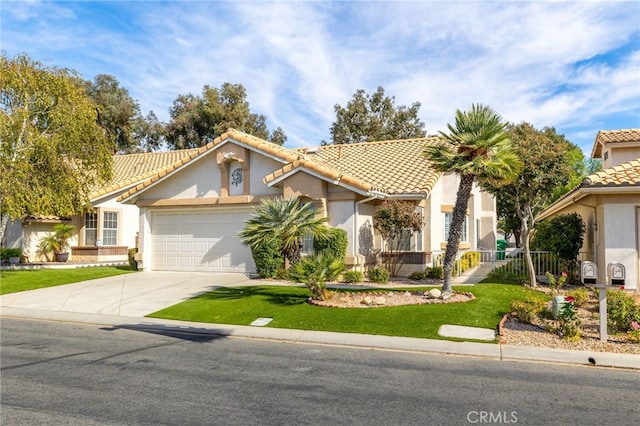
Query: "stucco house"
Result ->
[[538, 129, 640, 292], [5, 129, 498, 275]]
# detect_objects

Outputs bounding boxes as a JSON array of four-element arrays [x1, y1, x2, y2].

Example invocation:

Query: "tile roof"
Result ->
[[582, 158, 640, 187], [91, 149, 199, 199], [117, 129, 443, 202], [591, 129, 640, 158], [291, 137, 443, 195]]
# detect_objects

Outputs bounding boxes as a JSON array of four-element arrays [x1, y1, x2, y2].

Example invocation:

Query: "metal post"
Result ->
[[599, 288, 607, 342]]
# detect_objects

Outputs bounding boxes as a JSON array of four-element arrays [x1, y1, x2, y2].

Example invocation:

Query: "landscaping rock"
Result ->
[[428, 288, 442, 298], [374, 296, 386, 305], [441, 290, 452, 300], [362, 296, 373, 305]]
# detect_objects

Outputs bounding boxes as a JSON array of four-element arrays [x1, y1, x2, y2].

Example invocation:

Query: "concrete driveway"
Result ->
[[0, 271, 262, 317]]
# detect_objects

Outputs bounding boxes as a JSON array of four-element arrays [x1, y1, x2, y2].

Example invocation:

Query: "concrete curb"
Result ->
[[2, 306, 638, 370]]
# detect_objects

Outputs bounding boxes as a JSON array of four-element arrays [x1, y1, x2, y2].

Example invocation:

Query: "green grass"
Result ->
[[0, 266, 136, 295], [149, 283, 543, 341]]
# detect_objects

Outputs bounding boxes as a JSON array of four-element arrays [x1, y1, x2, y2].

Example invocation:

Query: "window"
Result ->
[[84, 212, 97, 246], [102, 211, 119, 245], [300, 233, 314, 255], [445, 212, 468, 242]]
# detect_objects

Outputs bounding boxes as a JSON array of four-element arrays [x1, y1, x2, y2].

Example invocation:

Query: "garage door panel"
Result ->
[[152, 210, 255, 272]]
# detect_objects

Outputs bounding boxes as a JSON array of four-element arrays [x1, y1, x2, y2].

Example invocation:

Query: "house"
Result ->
[[538, 129, 640, 292], [6, 129, 498, 275]]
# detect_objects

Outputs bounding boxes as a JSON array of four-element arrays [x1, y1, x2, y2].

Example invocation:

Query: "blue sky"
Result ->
[[2, 1, 639, 156]]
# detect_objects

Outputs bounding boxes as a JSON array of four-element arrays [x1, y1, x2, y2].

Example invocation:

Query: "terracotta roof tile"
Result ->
[[294, 137, 442, 195], [591, 129, 640, 158], [583, 158, 640, 187]]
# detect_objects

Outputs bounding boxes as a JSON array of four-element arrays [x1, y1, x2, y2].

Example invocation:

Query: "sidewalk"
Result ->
[[1, 271, 638, 370]]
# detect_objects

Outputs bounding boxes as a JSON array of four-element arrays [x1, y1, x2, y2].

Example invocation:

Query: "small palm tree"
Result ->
[[288, 254, 345, 300], [424, 104, 521, 293], [38, 223, 77, 261], [239, 197, 330, 267]]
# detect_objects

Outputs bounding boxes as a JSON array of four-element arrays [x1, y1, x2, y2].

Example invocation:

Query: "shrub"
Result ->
[[128, 248, 138, 271], [425, 266, 444, 279], [369, 267, 390, 284], [409, 271, 425, 281], [289, 254, 345, 300], [606, 290, 640, 333], [251, 238, 284, 278], [511, 295, 546, 324], [274, 268, 289, 281], [532, 213, 585, 263], [546, 272, 567, 296], [557, 302, 582, 341], [342, 270, 363, 283], [566, 288, 589, 307], [1, 248, 22, 260], [313, 227, 348, 262]]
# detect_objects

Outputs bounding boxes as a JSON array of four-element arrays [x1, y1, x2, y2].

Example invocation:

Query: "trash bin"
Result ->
[[496, 239, 507, 260]]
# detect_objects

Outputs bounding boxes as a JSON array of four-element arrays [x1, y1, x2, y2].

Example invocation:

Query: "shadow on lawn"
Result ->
[[197, 286, 309, 306]]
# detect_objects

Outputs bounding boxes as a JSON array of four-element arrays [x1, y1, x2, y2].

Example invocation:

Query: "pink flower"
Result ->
[[565, 296, 575, 303], [561, 272, 568, 277], [631, 321, 640, 331]]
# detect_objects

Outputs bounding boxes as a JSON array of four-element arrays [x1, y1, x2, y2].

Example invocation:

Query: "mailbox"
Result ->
[[581, 261, 598, 285], [607, 263, 625, 286]]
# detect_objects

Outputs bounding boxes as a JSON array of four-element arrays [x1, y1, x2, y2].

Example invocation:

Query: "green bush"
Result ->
[[1, 248, 22, 260], [557, 302, 582, 340], [409, 271, 425, 281], [251, 238, 284, 278], [511, 295, 546, 324], [425, 266, 444, 279], [342, 270, 364, 283], [289, 254, 345, 300], [274, 268, 289, 281], [313, 227, 348, 262], [452, 251, 481, 275], [566, 288, 589, 307], [606, 290, 640, 333], [128, 248, 138, 271], [369, 267, 390, 284]]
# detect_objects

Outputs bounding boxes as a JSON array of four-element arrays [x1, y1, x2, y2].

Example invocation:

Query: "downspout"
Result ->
[[575, 199, 598, 266]]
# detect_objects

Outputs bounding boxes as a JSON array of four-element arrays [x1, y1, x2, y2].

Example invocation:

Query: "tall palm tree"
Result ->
[[424, 104, 521, 293], [239, 197, 330, 267]]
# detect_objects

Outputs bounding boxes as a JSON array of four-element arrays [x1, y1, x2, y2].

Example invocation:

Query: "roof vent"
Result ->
[[304, 147, 321, 154]]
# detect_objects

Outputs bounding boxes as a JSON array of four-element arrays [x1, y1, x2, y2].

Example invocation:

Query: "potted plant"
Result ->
[[38, 223, 77, 262], [1, 247, 23, 265]]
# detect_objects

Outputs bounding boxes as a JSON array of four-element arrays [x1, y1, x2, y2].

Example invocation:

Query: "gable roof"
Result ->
[[290, 138, 442, 195], [538, 157, 640, 220], [591, 129, 640, 159], [91, 149, 199, 200], [117, 129, 442, 202]]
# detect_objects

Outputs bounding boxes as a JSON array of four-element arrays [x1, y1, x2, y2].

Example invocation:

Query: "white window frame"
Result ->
[[445, 212, 468, 242], [84, 212, 97, 246], [102, 211, 119, 246]]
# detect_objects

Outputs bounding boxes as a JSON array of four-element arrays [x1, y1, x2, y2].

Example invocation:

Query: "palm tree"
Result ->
[[424, 104, 521, 293], [239, 197, 330, 267]]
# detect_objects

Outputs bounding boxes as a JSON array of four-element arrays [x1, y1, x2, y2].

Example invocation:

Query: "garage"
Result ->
[[151, 209, 255, 272]]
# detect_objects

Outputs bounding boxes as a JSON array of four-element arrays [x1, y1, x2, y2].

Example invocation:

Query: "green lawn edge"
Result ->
[[0, 266, 136, 295], [148, 283, 545, 341]]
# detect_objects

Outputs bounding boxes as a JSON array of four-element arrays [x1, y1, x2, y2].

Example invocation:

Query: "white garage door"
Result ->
[[151, 209, 255, 272]]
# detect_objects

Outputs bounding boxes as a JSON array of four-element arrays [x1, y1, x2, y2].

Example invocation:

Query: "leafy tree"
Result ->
[[165, 83, 286, 149], [486, 123, 579, 287], [135, 111, 165, 152], [238, 198, 330, 267], [373, 199, 423, 276], [328, 86, 426, 144], [532, 213, 586, 278], [0, 53, 113, 231], [424, 104, 521, 293]]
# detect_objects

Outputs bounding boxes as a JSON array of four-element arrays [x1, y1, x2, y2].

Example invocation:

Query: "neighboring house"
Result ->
[[5, 129, 498, 275], [538, 129, 640, 292], [4, 149, 197, 263]]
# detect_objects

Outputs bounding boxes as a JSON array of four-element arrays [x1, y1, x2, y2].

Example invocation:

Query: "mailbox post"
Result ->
[[581, 262, 626, 342]]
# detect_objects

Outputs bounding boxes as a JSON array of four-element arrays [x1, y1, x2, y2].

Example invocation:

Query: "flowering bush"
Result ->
[[546, 272, 567, 296], [557, 298, 582, 341], [628, 321, 640, 343]]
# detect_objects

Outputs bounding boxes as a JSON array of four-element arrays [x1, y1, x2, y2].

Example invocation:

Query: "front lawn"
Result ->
[[149, 283, 545, 341], [0, 266, 136, 295]]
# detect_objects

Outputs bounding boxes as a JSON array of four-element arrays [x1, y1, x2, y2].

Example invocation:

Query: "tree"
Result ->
[[238, 198, 330, 267], [165, 83, 286, 149], [424, 104, 521, 293], [135, 111, 165, 152], [328, 86, 426, 144], [0, 53, 113, 229], [373, 199, 423, 276], [486, 123, 579, 287], [532, 213, 586, 279], [85, 74, 142, 153]]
